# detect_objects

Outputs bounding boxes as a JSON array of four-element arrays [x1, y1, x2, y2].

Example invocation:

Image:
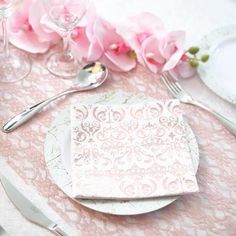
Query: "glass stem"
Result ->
[[62, 30, 72, 57], [2, 17, 9, 58]]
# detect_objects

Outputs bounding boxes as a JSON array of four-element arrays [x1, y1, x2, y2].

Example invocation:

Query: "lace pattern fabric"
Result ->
[[0, 53, 236, 235]]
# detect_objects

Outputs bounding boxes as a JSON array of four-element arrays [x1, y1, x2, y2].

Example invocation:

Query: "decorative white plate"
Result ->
[[44, 92, 199, 215], [198, 25, 236, 104]]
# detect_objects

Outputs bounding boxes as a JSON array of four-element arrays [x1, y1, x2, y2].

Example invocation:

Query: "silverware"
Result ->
[[0, 174, 69, 236], [161, 72, 236, 136], [2, 62, 108, 133], [0, 226, 10, 236]]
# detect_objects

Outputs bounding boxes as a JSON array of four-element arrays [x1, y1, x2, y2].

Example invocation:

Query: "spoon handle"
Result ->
[[2, 89, 76, 133]]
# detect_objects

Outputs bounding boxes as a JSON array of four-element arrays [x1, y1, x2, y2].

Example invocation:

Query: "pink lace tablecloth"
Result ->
[[0, 53, 236, 236]]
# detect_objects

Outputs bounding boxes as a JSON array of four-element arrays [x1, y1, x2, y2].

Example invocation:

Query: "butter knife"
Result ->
[[0, 174, 69, 236], [0, 226, 10, 236]]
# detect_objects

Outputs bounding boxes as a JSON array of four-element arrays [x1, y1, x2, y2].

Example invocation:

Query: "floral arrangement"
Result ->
[[7, 0, 209, 76]]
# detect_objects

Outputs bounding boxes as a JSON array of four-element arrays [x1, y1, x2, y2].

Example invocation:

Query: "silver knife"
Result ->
[[0, 226, 10, 236], [0, 174, 69, 236]]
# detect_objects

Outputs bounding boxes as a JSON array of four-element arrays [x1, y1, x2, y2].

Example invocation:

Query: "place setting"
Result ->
[[0, 0, 236, 235]]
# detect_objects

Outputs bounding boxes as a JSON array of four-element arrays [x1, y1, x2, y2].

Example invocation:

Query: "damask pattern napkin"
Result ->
[[71, 100, 199, 199]]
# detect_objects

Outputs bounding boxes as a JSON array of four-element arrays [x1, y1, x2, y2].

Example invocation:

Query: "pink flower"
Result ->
[[29, 0, 60, 42], [119, 12, 185, 74], [72, 16, 136, 72], [92, 18, 137, 72], [70, 4, 103, 61], [71, 26, 91, 60], [141, 31, 185, 73], [8, 0, 59, 53], [0, 0, 17, 6], [118, 12, 165, 65], [173, 61, 196, 79]]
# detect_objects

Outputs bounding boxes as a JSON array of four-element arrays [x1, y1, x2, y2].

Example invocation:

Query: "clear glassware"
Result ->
[[0, 0, 31, 83], [43, 0, 89, 79]]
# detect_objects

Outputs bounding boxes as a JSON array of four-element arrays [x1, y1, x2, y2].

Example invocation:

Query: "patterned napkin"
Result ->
[[71, 100, 199, 199]]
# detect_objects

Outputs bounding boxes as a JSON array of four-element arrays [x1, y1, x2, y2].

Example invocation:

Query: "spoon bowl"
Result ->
[[2, 62, 108, 133], [73, 62, 108, 90]]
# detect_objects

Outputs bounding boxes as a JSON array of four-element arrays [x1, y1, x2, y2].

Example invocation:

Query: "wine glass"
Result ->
[[0, 0, 31, 83], [43, 0, 89, 79]]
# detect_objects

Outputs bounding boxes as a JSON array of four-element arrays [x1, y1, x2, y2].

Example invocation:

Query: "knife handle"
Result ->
[[51, 224, 69, 236]]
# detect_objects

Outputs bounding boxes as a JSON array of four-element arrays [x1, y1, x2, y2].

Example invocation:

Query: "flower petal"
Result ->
[[103, 51, 136, 72], [94, 18, 123, 50], [9, 31, 50, 53], [29, 0, 60, 42], [173, 61, 196, 79], [129, 12, 165, 34], [162, 31, 185, 71], [141, 36, 165, 73]]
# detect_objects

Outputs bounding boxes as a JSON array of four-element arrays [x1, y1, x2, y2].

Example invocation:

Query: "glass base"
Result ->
[[0, 48, 32, 83], [46, 52, 79, 79]]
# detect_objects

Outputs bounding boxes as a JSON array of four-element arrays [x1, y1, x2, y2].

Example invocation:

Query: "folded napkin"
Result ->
[[71, 100, 199, 199]]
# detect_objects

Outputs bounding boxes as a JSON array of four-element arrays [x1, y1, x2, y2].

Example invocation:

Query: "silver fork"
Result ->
[[161, 72, 236, 136]]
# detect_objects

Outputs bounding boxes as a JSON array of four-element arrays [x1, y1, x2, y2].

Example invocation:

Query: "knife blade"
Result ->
[[0, 226, 10, 236], [0, 174, 69, 236]]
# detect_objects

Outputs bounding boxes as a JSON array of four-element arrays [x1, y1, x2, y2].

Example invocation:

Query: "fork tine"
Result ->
[[161, 74, 175, 93], [161, 73, 179, 95], [170, 77, 183, 91], [164, 73, 182, 93], [162, 72, 193, 103], [161, 74, 173, 91]]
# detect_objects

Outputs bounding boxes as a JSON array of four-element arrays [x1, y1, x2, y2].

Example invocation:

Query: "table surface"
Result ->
[[1, 0, 236, 235]]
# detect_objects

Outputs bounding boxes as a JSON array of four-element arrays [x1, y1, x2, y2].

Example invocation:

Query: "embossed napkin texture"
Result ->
[[71, 100, 199, 199]]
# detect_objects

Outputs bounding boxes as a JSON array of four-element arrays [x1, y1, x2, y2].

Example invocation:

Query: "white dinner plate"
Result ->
[[44, 92, 199, 215], [198, 25, 236, 104]]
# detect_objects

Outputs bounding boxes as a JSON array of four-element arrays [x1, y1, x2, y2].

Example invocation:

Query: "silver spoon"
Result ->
[[2, 62, 108, 133]]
